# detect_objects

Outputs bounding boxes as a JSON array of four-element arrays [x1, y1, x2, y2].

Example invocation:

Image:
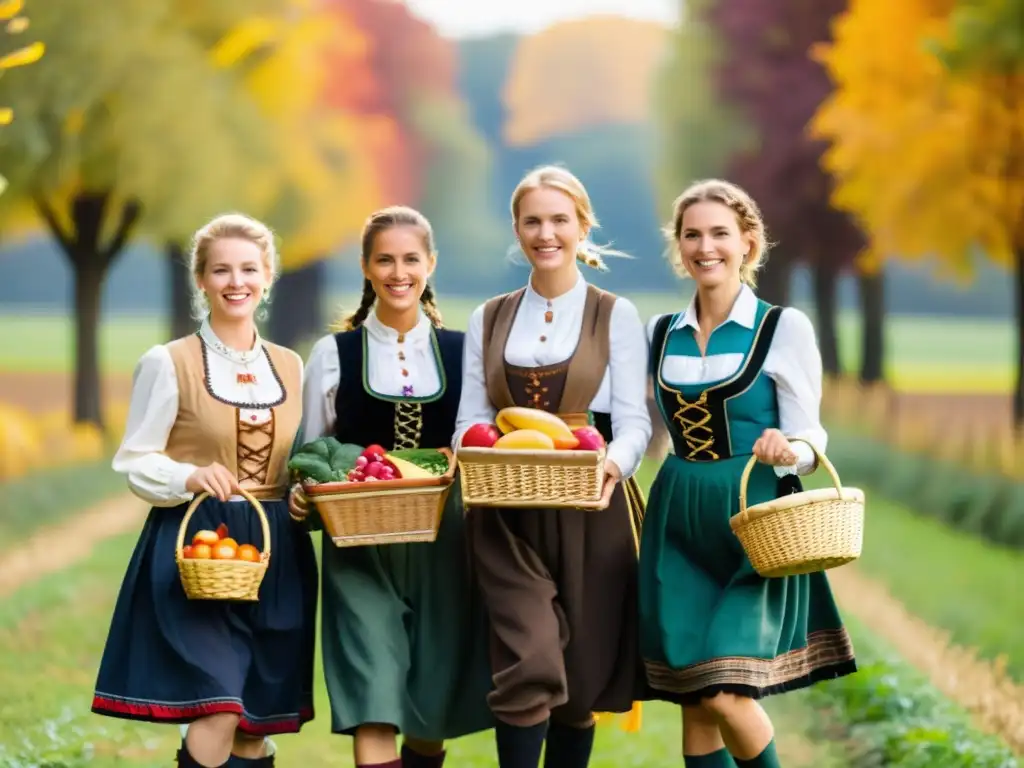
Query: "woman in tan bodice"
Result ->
[[90, 214, 318, 768]]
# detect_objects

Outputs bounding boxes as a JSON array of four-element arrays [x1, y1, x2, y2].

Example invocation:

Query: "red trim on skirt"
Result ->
[[91, 695, 314, 736]]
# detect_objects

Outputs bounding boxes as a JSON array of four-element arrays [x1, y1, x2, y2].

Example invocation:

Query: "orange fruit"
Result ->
[[182, 544, 194, 559], [192, 530, 219, 547], [190, 543, 212, 559], [211, 542, 237, 560], [218, 537, 238, 550], [236, 544, 260, 562]]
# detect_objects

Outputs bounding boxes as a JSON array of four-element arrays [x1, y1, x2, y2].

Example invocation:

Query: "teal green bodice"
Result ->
[[650, 300, 783, 461]]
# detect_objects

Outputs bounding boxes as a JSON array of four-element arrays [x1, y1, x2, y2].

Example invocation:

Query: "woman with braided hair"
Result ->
[[289, 206, 493, 768]]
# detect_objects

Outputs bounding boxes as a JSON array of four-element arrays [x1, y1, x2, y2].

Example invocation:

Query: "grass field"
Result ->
[[0, 297, 1015, 394]]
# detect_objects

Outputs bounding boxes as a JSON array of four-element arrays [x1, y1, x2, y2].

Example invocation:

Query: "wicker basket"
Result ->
[[730, 438, 865, 578], [175, 489, 270, 601], [303, 448, 456, 547], [456, 446, 606, 508]]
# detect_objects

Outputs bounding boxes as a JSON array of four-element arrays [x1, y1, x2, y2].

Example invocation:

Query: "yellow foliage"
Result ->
[[504, 16, 670, 147], [0, 0, 22, 21], [0, 400, 128, 481], [810, 0, 1024, 272], [240, 5, 383, 264]]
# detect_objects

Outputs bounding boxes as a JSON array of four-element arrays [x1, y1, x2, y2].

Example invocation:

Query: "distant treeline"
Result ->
[[0, 236, 1010, 319]]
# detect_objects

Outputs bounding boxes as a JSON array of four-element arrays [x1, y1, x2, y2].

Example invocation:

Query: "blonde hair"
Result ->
[[510, 164, 630, 272], [336, 205, 444, 332], [665, 179, 770, 288], [189, 213, 279, 320]]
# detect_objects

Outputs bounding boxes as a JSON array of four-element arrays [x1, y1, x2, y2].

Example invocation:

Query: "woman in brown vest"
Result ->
[[454, 165, 653, 768], [91, 214, 318, 768]]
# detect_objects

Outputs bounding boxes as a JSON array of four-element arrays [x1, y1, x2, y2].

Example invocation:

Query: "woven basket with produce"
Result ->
[[289, 437, 455, 547], [175, 488, 270, 602], [456, 407, 608, 509], [730, 438, 865, 578]]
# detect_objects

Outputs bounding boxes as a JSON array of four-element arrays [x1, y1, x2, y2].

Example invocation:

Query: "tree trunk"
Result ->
[[1014, 246, 1024, 427], [34, 191, 142, 429], [73, 258, 104, 429], [757, 251, 792, 307], [858, 268, 885, 383], [167, 241, 194, 340], [268, 260, 325, 349], [813, 259, 841, 377]]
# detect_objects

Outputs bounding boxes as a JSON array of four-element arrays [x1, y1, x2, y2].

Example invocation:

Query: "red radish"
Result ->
[[354, 455, 368, 468]]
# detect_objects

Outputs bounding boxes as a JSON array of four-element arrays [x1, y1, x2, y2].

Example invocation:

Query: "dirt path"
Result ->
[[0, 493, 146, 598], [830, 564, 1024, 755], [0, 370, 133, 413]]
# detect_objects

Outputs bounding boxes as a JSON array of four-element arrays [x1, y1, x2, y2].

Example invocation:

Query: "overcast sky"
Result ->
[[403, 0, 679, 38]]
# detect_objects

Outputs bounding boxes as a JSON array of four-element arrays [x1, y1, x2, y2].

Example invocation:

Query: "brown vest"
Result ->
[[164, 334, 302, 499], [482, 284, 617, 424]]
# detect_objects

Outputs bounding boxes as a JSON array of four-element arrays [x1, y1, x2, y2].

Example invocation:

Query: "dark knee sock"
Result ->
[[357, 760, 402, 768], [227, 755, 275, 767], [496, 720, 549, 768], [401, 744, 446, 767], [734, 739, 780, 768], [543, 722, 595, 768], [684, 747, 737, 767], [176, 742, 229, 768]]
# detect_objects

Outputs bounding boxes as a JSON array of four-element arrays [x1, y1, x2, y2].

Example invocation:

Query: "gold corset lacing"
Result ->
[[394, 401, 424, 450], [673, 390, 719, 461]]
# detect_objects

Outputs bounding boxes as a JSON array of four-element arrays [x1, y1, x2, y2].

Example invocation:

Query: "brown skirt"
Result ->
[[465, 479, 648, 728]]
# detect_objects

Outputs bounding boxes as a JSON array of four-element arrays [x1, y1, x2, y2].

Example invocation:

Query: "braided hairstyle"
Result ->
[[664, 179, 771, 289], [339, 205, 444, 331]]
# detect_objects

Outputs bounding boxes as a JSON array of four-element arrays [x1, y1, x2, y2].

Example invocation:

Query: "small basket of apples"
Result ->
[[456, 407, 608, 509], [289, 438, 457, 547], [175, 488, 270, 602]]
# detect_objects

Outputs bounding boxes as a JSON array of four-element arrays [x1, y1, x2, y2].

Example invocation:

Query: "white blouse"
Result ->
[[647, 284, 827, 476], [111, 320, 296, 506], [454, 273, 653, 480], [301, 309, 442, 440]]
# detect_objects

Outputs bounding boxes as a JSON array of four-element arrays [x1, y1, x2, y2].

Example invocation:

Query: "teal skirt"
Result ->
[[319, 480, 495, 739], [638, 454, 857, 704]]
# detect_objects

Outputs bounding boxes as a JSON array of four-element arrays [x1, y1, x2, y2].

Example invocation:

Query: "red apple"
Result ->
[[461, 423, 500, 448], [572, 426, 606, 451]]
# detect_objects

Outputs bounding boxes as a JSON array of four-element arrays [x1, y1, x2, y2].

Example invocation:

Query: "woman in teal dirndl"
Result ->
[[638, 179, 857, 768]]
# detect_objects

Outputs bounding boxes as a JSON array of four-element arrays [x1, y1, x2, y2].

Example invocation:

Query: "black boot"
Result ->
[[401, 744, 446, 767], [227, 754, 275, 767], [495, 720, 548, 768], [176, 742, 229, 768], [543, 721, 595, 768]]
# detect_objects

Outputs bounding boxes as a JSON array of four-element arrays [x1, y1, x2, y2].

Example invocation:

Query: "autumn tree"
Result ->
[[709, 0, 870, 378], [937, 0, 1024, 421], [501, 17, 672, 288], [811, 0, 1024, 408], [328, 0, 507, 294], [0, 0, 44, 197], [654, 0, 753, 216], [0, 0, 271, 427]]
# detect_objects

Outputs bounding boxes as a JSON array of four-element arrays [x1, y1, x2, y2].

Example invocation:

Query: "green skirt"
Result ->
[[638, 454, 857, 704], [320, 480, 495, 739]]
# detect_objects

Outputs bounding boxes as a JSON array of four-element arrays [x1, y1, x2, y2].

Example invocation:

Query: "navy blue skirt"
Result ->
[[91, 496, 318, 736]]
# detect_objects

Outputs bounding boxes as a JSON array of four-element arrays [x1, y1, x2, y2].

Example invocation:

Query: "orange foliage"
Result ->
[[504, 16, 669, 147]]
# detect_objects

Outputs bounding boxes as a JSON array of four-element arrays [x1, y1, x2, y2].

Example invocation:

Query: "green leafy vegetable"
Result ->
[[289, 438, 365, 482], [388, 448, 449, 476]]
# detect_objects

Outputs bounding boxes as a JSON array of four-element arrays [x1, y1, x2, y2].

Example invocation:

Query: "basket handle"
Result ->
[[737, 437, 844, 516], [175, 488, 272, 561]]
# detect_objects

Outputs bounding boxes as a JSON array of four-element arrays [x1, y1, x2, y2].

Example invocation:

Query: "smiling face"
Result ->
[[363, 225, 435, 317], [677, 200, 752, 291], [514, 186, 585, 275], [196, 236, 272, 323]]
